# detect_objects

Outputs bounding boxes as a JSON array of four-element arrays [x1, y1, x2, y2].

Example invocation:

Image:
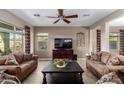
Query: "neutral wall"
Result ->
[[110, 26, 124, 32], [89, 26, 101, 53], [34, 27, 90, 58], [0, 10, 34, 53]]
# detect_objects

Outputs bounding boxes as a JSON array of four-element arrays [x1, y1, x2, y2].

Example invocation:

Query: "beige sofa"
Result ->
[[86, 51, 124, 79]]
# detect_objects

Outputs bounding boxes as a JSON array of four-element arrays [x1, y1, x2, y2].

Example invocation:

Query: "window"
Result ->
[[15, 28, 23, 52], [0, 32, 14, 55], [9, 33, 14, 53], [0, 21, 24, 55], [0, 32, 5, 52], [109, 33, 119, 49], [109, 32, 120, 54], [37, 33, 48, 50], [15, 34, 23, 52]]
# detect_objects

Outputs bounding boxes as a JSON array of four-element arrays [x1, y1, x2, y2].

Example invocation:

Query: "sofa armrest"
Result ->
[[33, 55, 38, 61], [0, 65, 21, 79], [107, 65, 124, 72]]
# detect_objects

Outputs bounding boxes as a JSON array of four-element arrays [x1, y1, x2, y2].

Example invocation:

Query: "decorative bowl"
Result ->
[[56, 64, 66, 68], [53, 59, 67, 68]]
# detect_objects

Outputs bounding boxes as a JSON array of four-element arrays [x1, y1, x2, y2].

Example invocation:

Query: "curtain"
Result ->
[[119, 29, 124, 55], [96, 30, 101, 52], [25, 26, 30, 54]]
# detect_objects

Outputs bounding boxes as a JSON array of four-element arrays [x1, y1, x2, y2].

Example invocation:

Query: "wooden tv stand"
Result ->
[[53, 49, 73, 59]]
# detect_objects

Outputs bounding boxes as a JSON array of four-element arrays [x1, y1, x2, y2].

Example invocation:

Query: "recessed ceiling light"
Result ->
[[34, 14, 40, 17], [83, 14, 90, 17]]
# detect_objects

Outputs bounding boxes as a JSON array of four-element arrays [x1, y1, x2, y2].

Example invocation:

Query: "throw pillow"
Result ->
[[96, 72, 114, 84], [91, 52, 101, 61], [118, 55, 124, 65], [101, 51, 111, 64], [5, 55, 19, 65], [107, 56, 120, 66], [13, 52, 24, 64], [0, 70, 21, 84], [1, 79, 18, 84], [96, 72, 122, 84], [0, 70, 6, 80], [101, 82, 117, 84], [23, 53, 32, 61]]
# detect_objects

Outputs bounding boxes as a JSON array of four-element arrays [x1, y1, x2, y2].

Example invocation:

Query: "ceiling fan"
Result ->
[[46, 9, 78, 24]]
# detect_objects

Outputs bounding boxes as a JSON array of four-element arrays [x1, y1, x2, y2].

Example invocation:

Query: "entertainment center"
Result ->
[[53, 49, 73, 59], [53, 38, 74, 60]]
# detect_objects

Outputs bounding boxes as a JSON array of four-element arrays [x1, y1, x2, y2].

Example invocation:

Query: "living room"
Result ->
[[1, 9, 124, 85], [3, 2, 124, 93]]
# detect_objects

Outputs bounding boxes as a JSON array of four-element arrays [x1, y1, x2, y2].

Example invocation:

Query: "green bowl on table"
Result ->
[[53, 59, 68, 68]]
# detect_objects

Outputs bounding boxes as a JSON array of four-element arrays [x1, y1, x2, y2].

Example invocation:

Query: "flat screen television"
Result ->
[[54, 38, 72, 49]]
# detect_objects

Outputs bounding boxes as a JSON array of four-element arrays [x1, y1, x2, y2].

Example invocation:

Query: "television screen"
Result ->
[[55, 38, 72, 49]]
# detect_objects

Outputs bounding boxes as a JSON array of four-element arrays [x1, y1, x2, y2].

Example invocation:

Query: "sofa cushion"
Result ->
[[20, 64, 30, 73], [118, 55, 124, 65], [23, 54, 32, 62], [101, 51, 111, 64], [14, 52, 24, 64], [87, 60, 110, 76], [19, 60, 36, 73], [0, 57, 7, 65], [20, 63, 30, 73], [26, 60, 37, 67], [91, 52, 101, 61]]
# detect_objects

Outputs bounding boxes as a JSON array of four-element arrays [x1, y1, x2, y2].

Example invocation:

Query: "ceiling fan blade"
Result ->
[[64, 15, 78, 18], [53, 19, 60, 24], [58, 9, 63, 16], [47, 16, 58, 18], [63, 19, 70, 24]]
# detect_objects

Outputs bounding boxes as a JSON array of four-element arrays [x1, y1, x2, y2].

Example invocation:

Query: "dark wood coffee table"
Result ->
[[42, 62, 84, 84]]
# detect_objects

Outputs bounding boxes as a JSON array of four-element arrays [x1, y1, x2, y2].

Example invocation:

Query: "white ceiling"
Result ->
[[7, 9, 116, 27], [109, 16, 124, 26]]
